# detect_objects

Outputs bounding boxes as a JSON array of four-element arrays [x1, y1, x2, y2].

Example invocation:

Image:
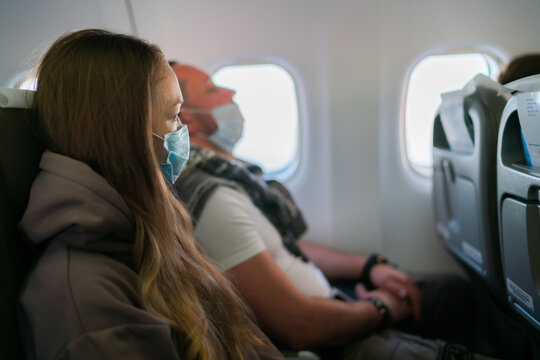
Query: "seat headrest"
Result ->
[[498, 74, 540, 95], [440, 74, 502, 106], [0, 88, 34, 109], [462, 73, 502, 95]]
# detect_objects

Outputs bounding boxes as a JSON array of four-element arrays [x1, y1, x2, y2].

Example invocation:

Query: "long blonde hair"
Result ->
[[34, 29, 276, 359]]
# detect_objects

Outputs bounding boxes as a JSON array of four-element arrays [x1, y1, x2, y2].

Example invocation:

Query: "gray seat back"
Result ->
[[497, 82, 540, 332], [432, 75, 507, 297]]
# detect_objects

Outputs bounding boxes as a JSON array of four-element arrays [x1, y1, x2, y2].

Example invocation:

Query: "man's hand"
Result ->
[[355, 284, 413, 324], [368, 264, 422, 320]]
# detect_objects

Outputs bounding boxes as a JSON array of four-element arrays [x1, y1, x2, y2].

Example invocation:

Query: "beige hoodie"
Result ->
[[19, 151, 180, 360], [19, 150, 285, 360]]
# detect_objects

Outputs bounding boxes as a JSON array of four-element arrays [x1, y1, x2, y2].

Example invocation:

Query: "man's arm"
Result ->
[[193, 186, 412, 348], [297, 240, 422, 319], [296, 240, 368, 280], [228, 250, 412, 350]]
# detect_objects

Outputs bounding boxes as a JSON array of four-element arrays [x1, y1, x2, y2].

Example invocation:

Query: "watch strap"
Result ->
[[359, 253, 388, 290], [365, 296, 391, 327]]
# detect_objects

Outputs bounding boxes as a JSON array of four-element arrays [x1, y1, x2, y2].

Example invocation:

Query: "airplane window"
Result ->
[[213, 64, 299, 176], [404, 53, 500, 175]]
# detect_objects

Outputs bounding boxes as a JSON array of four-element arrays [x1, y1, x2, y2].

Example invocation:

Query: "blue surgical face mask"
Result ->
[[152, 124, 190, 184], [185, 103, 245, 153]]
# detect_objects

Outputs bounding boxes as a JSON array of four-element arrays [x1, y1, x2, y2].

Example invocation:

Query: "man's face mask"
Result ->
[[153, 124, 190, 184], [186, 103, 245, 153]]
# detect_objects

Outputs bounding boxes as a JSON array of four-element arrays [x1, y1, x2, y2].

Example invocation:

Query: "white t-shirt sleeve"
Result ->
[[195, 186, 332, 298], [195, 186, 267, 270]]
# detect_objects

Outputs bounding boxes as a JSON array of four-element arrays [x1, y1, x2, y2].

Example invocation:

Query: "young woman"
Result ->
[[18, 29, 282, 360]]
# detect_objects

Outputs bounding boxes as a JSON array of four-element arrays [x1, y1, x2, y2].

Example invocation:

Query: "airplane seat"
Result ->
[[497, 74, 540, 333], [0, 89, 45, 360], [432, 74, 507, 300]]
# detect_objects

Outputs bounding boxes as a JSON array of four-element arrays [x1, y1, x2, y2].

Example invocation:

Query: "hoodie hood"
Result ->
[[20, 151, 134, 253]]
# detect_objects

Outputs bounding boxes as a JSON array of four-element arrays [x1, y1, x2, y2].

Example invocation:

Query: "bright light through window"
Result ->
[[405, 53, 499, 173], [213, 64, 299, 174]]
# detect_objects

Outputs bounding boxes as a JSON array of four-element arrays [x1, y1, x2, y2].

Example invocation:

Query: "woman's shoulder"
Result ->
[[20, 242, 173, 359], [22, 241, 155, 323]]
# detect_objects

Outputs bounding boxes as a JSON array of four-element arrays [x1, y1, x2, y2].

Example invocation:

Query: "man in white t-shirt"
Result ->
[[169, 62, 534, 360]]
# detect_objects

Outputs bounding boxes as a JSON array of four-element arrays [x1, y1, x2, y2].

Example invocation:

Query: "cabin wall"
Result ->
[[130, 0, 384, 258], [377, 0, 540, 272], [0, 0, 132, 87], [2, 0, 540, 273], [130, 0, 337, 251]]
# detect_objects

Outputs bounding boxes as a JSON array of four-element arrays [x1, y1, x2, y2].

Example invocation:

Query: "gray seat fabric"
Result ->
[[0, 106, 45, 360]]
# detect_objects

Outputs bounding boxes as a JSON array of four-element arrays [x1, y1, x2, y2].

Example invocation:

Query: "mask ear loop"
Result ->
[[152, 133, 165, 140]]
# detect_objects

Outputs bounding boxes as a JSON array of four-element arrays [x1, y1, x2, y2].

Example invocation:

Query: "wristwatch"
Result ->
[[359, 253, 388, 290], [365, 296, 391, 327]]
